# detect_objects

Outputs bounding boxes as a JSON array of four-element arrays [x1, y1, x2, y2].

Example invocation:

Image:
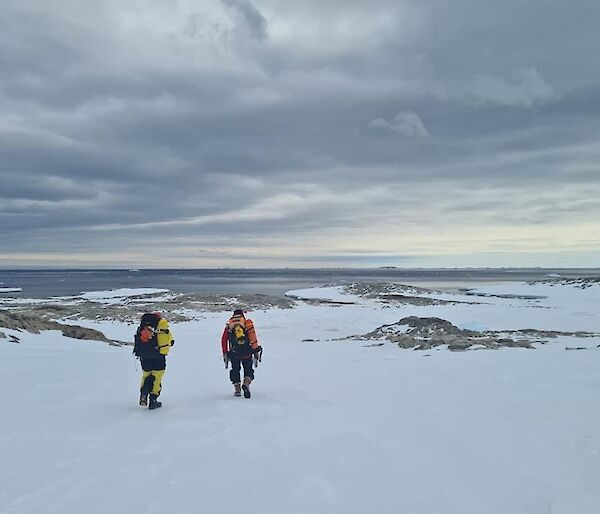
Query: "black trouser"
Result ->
[[140, 356, 166, 396], [229, 355, 254, 384]]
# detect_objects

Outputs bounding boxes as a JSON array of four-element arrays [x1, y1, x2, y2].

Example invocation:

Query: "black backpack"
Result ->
[[228, 319, 250, 354], [133, 313, 161, 358]]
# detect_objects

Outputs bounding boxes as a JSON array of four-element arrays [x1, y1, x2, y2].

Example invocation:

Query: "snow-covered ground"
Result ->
[[1, 281, 600, 514]]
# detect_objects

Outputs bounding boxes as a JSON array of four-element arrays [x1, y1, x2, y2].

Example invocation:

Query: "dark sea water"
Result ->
[[1, 268, 599, 299]]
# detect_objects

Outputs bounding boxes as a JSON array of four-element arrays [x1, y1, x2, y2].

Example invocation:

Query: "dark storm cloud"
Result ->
[[1, 0, 599, 266]]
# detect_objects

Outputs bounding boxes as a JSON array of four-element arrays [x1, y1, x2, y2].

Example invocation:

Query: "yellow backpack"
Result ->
[[156, 317, 173, 355]]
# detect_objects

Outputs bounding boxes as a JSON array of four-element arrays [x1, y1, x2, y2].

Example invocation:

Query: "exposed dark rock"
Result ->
[[342, 283, 481, 306], [398, 316, 478, 336], [344, 282, 433, 297], [0, 310, 126, 345], [0, 289, 295, 348], [0, 310, 49, 333], [56, 324, 123, 345], [447, 341, 473, 351], [287, 296, 356, 306], [462, 291, 546, 300], [341, 316, 583, 351], [31, 304, 73, 313], [0, 292, 294, 324], [504, 328, 599, 339], [529, 277, 600, 289]]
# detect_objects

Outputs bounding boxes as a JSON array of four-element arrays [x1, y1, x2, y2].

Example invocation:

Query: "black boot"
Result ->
[[148, 394, 162, 410], [234, 383, 242, 397], [140, 375, 154, 407], [242, 377, 252, 398]]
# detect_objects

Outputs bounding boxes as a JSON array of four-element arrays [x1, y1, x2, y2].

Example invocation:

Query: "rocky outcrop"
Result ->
[[0, 290, 295, 345], [342, 283, 481, 306], [344, 316, 600, 351], [343, 283, 433, 297], [0, 310, 126, 346], [0, 292, 294, 324], [529, 277, 600, 289], [502, 328, 599, 339], [286, 295, 356, 306]]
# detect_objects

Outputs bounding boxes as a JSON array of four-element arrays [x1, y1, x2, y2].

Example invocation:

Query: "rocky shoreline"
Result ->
[[2, 281, 599, 350], [342, 282, 484, 306], [0, 290, 294, 345], [529, 276, 600, 289]]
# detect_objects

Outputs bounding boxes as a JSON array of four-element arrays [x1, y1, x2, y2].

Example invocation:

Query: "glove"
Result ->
[[223, 353, 229, 369], [252, 346, 262, 368]]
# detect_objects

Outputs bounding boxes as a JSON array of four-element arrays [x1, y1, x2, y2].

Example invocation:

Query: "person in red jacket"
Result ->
[[221, 309, 262, 398]]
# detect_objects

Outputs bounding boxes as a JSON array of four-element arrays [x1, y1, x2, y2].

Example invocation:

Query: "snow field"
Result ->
[[1, 283, 600, 513]]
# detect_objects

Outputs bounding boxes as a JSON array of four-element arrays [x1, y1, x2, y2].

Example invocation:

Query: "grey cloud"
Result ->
[[222, 0, 268, 41], [1, 0, 599, 267], [467, 69, 555, 107]]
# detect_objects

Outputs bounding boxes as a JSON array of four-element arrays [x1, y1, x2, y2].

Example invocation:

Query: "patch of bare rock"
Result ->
[[0, 292, 295, 345], [529, 276, 600, 289], [342, 283, 482, 306], [346, 316, 600, 351], [0, 310, 126, 345]]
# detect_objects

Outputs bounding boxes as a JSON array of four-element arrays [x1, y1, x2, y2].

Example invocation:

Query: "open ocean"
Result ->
[[1, 268, 599, 298]]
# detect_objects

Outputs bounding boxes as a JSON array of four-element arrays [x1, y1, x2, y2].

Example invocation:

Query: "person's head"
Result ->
[[233, 309, 244, 316]]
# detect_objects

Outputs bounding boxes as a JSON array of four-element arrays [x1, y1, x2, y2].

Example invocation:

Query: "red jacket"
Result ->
[[221, 314, 259, 358]]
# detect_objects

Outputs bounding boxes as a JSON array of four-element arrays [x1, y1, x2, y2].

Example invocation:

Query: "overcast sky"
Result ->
[[1, 0, 599, 268]]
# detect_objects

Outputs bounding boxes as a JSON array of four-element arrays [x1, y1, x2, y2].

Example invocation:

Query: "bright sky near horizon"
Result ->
[[1, 0, 599, 268]]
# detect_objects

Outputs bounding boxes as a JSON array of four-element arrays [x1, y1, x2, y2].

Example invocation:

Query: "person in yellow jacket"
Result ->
[[133, 312, 174, 409]]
